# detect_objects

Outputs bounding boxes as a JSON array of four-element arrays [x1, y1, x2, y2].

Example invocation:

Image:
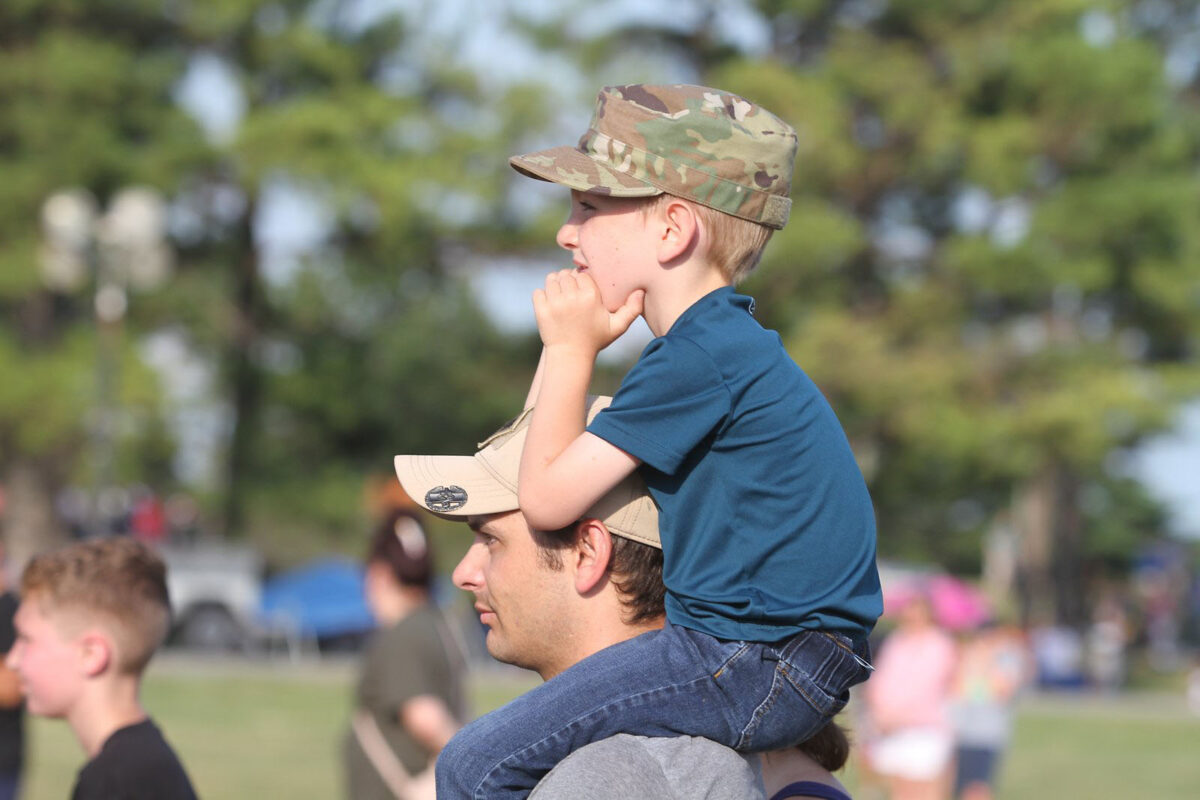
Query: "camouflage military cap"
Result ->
[[510, 84, 798, 229]]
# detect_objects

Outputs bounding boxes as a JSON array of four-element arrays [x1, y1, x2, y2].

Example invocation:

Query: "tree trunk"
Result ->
[[1, 462, 66, 579], [1012, 460, 1086, 628], [1014, 466, 1055, 627], [221, 199, 264, 538], [1052, 468, 1086, 628]]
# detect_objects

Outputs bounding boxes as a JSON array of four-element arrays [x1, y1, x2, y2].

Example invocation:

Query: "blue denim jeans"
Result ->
[[436, 622, 872, 799]]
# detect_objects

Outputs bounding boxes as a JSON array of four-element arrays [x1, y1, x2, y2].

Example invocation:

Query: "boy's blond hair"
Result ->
[[641, 194, 774, 284], [21, 537, 171, 675]]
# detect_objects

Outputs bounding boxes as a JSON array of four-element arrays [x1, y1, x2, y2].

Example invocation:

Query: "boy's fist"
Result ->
[[533, 270, 644, 354]]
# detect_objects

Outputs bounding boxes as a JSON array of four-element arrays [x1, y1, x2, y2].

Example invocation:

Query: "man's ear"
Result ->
[[572, 518, 614, 596], [656, 198, 700, 264], [78, 630, 113, 678]]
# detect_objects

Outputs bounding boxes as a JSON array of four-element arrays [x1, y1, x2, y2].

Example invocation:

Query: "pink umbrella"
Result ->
[[881, 570, 990, 631], [925, 574, 990, 631]]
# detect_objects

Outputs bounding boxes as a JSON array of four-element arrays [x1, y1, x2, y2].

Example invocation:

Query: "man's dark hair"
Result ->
[[531, 522, 665, 625]]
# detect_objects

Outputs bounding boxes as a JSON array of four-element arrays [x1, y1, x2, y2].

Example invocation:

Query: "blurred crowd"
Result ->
[[52, 484, 202, 544], [855, 561, 1200, 800], [856, 592, 1032, 800]]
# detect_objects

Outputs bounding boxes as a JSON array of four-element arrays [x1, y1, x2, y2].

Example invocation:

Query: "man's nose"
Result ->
[[451, 543, 485, 591]]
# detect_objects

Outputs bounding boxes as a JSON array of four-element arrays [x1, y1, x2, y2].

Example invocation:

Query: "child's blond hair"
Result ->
[[21, 537, 171, 674], [641, 194, 774, 284]]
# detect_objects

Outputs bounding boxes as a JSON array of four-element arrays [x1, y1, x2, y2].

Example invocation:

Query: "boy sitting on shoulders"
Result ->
[[434, 83, 881, 799]]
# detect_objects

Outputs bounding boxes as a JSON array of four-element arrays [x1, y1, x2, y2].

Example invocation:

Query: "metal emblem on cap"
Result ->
[[425, 485, 468, 512]]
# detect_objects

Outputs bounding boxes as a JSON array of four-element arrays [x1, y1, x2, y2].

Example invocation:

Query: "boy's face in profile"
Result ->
[[8, 597, 88, 717], [556, 190, 656, 313]]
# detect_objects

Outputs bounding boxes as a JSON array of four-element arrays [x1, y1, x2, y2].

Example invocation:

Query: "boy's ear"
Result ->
[[572, 518, 614, 596], [655, 198, 700, 264], [78, 630, 113, 678]]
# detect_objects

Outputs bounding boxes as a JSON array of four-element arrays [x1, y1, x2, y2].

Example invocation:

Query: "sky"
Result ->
[[1130, 401, 1200, 539], [163, 0, 1199, 538]]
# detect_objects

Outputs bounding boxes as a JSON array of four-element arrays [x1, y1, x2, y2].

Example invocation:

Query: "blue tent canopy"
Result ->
[[259, 558, 375, 638]]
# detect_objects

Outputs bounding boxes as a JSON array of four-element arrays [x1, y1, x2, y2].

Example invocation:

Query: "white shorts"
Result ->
[[867, 727, 954, 781]]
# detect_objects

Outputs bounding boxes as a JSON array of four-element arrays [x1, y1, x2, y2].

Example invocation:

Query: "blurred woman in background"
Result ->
[[343, 509, 466, 800]]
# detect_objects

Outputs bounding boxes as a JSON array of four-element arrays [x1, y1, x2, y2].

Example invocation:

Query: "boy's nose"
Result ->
[[555, 222, 579, 251]]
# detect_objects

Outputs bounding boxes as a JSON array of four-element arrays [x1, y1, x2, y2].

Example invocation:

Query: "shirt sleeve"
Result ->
[[587, 335, 729, 475], [0, 594, 16, 653]]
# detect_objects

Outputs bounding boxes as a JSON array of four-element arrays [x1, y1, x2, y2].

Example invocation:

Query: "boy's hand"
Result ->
[[532, 269, 644, 355]]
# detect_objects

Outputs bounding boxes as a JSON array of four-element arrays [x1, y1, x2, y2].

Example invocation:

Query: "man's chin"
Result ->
[[484, 633, 509, 662], [485, 636, 536, 673]]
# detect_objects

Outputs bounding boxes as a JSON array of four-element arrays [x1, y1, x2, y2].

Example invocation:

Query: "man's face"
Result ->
[[7, 598, 86, 718], [555, 191, 655, 313], [453, 511, 576, 678]]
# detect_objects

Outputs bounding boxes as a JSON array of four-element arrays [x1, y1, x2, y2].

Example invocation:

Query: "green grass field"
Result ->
[[19, 655, 1200, 799]]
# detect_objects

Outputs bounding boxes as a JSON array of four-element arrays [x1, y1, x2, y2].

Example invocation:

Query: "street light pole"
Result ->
[[40, 187, 172, 537]]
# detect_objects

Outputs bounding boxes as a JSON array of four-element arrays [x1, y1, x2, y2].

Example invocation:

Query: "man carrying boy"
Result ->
[[395, 396, 853, 799], [7, 538, 198, 799], [433, 84, 882, 798]]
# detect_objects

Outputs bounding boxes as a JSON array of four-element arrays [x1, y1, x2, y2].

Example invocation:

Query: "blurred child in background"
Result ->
[[950, 621, 1031, 800], [7, 538, 196, 799], [0, 546, 23, 800]]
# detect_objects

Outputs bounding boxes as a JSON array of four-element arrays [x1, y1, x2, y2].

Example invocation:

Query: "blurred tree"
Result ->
[[0, 1, 206, 566], [0, 1, 555, 562], [163, 1, 548, 548], [734, 0, 1200, 627], [6, 0, 1198, 604], [518, 0, 1200, 626]]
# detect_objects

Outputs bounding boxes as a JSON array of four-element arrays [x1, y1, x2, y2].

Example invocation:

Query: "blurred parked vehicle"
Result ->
[[162, 542, 264, 651], [162, 544, 379, 655], [259, 558, 375, 653]]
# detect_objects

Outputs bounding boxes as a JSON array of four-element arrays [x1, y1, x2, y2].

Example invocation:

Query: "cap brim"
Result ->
[[509, 146, 663, 197], [393, 454, 518, 519]]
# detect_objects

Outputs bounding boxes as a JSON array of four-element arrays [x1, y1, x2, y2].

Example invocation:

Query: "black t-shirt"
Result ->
[[0, 591, 23, 775], [72, 719, 198, 800]]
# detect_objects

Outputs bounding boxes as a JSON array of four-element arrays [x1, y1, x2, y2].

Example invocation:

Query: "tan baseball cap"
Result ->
[[510, 84, 798, 229], [393, 396, 660, 549]]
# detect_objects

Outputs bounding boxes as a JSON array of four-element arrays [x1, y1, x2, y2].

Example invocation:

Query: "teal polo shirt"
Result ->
[[588, 287, 881, 643]]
